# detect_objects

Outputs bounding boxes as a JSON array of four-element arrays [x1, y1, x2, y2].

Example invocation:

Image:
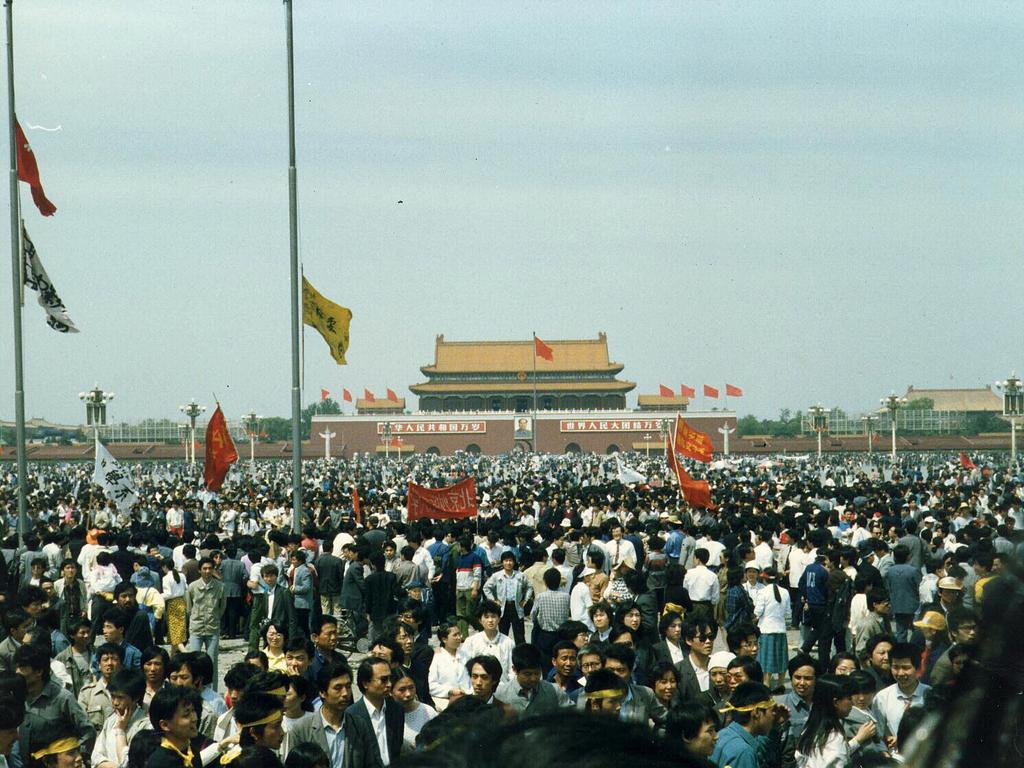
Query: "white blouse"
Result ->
[[795, 729, 855, 768], [162, 571, 186, 599], [754, 585, 791, 635], [428, 650, 471, 699]]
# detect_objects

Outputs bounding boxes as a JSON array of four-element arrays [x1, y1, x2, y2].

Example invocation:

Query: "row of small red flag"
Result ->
[[659, 383, 743, 399], [320, 388, 399, 403]]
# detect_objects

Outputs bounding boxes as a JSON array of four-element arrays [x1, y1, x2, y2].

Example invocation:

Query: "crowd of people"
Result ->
[[0, 449, 1021, 768]]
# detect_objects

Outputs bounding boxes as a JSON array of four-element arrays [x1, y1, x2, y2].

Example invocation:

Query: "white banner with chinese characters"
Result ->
[[93, 440, 139, 510], [377, 421, 486, 435], [560, 419, 666, 432]]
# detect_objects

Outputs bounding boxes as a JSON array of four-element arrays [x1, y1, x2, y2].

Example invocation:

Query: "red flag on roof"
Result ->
[[659, 384, 674, 398], [16, 120, 56, 217], [387, 388, 399, 401], [680, 385, 696, 399], [364, 389, 375, 402], [959, 452, 976, 470], [203, 405, 238, 492], [320, 388, 330, 401], [342, 388, 353, 403], [703, 385, 719, 398], [725, 384, 743, 397], [534, 335, 554, 362]]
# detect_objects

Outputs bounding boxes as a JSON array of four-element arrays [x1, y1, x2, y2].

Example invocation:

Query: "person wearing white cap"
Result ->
[[705, 651, 735, 711]]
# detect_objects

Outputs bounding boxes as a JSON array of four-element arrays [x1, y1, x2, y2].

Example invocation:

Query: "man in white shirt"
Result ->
[[872, 642, 930, 750], [347, 658, 402, 767], [683, 549, 719, 608], [458, 601, 515, 682], [570, 568, 597, 629]]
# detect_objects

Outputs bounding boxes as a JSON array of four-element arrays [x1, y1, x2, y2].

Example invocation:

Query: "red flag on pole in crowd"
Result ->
[[670, 416, 714, 463], [407, 477, 478, 521], [16, 120, 56, 217], [364, 389, 375, 402], [959, 452, 977, 470], [320, 388, 330, 401], [680, 385, 696, 399], [342, 388, 353, 403], [659, 384, 674, 398], [387, 388, 399, 401], [534, 335, 554, 362], [203, 405, 238, 491], [703, 385, 719, 398], [665, 429, 717, 509], [725, 384, 743, 397], [351, 487, 361, 525]]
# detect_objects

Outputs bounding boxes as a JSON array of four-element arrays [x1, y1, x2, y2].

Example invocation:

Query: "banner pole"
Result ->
[[285, 0, 302, 534], [5, 0, 27, 546], [531, 333, 538, 453]]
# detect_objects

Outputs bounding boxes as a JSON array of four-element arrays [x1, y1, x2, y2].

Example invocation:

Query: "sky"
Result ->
[[0, 1, 1021, 427]]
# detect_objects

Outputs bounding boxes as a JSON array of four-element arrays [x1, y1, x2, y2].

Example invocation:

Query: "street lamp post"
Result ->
[[179, 400, 206, 467], [881, 392, 908, 460], [642, 433, 652, 459], [381, 421, 393, 460], [808, 404, 828, 460], [244, 411, 260, 464], [861, 414, 879, 455], [997, 373, 1023, 464], [78, 384, 114, 446]]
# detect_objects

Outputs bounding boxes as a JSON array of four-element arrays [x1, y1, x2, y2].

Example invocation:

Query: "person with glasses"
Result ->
[[675, 617, 717, 704]]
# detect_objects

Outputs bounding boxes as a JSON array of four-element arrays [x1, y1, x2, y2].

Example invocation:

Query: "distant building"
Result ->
[[356, 397, 406, 415], [409, 333, 636, 412], [902, 386, 1002, 413], [637, 394, 690, 412]]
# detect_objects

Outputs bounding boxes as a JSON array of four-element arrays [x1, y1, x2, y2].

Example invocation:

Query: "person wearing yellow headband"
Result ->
[[147, 687, 201, 768], [226, 692, 285, 767], [710, 682, 779, 768], [28, 732, 82, 768], [580, 669, 628, 716]]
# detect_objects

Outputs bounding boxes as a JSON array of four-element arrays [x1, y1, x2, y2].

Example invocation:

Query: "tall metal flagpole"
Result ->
[[5, 0, 27, 546], [531, 333, 538, 453], [285, 0, 302, 534]]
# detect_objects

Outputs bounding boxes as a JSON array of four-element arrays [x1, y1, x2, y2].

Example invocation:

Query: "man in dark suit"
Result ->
[[284, 660, 380, 768], [344, 658, 403, 767], [340, 545, 368, 638], [248, 563, 298, 651], [217, 546, 249, 639], [675, 616, 717, 704]]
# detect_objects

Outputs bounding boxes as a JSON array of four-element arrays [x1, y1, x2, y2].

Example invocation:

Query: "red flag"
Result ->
[[534, 335, 554, 362], [387, 388, 399, 401], [320, 388, 330, 401], [364, 389, 375, 402], [680, 385, 696, 399], [203, 405, 238, 491], [671, 416, 714, 463], [342, 388, 353, 403], [725, 384, 743, 397], [703, 385, 719, 398], [665, 430, 716, 509], [959, 452, 977, 470], [15, 120, 56, 217], [407, 478, 478, 521], [351, 487, 361, 525], [659, 384, 674, 398]]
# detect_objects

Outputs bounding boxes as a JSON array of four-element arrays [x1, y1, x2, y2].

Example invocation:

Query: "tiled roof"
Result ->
[[356, 399, 404, 411], [637, 395, 690, 407], [409, 380, 636, 393], [422, 333, 624, 374], [903, 387, 1002, 412]]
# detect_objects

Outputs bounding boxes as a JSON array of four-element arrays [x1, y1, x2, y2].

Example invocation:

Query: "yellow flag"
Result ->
[[302, 276, 352, 364]]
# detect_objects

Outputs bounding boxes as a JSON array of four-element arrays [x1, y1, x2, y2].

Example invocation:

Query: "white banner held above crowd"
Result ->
[[22, 223, 79, 333], [94, 440, 138, 510], [615, 455, 646, 485]]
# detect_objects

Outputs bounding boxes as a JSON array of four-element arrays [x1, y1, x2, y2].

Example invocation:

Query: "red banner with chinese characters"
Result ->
[[671, 416, 713, 463], [665, 433, 717, 509], [407, 477, 478, 520], [560, 419, 666, 432]]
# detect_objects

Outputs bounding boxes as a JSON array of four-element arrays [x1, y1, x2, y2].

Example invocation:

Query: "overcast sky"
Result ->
[[0, 1, 1020, 426]]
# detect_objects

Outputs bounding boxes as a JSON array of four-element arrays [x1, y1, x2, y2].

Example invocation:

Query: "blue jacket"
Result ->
[[711, 721, 760, 768], [884, 563, 921, 615], [799, 561, 829, 607], [291, 563, 313, 610]]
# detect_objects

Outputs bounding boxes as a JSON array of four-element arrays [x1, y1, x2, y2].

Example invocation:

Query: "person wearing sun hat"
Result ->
[[912, 610, 949, 684]]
